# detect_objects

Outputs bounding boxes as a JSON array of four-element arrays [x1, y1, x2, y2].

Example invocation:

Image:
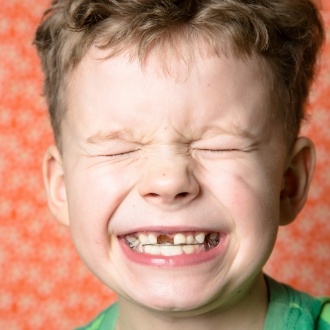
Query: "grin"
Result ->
[[125, 232, 220, 256]]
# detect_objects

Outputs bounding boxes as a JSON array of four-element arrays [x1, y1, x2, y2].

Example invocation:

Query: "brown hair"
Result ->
[[34, 0, 324, 148]]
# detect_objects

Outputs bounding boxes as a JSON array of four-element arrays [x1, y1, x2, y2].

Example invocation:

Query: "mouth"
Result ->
[[124, 231, 220, 256]]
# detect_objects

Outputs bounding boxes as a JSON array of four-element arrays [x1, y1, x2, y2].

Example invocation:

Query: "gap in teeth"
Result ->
[[125, 232, 220, 256]]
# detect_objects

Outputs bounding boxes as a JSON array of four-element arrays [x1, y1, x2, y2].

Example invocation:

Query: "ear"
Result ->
[[280, 137, 315, 226], [42, 145, 70, 226]]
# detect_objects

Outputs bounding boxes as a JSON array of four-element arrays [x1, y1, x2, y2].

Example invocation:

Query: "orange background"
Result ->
[[0, 1, 329, 329]]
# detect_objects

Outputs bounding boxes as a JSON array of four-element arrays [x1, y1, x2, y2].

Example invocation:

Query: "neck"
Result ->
[[116, 273, 268, 330]]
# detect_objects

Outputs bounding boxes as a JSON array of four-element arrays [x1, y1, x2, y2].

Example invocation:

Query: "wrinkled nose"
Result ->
[[138, 157, 200, 206]]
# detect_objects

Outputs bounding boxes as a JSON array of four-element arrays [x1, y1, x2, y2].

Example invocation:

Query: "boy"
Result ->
[[34, 0, 329, 329]]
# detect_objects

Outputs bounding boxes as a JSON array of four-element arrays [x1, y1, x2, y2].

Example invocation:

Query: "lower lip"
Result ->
[[118, 235, 228, 267]]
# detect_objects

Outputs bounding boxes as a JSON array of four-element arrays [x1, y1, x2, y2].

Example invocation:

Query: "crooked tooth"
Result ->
[[126, 236, 140, 247], [130, 240, 140, 248], [195, 232, 205, 243], [182, 245, 195, 254], [147, 233, 158, 244], [137, 243, 144, 253], [126, 236, 136, 242], [173, 233, 186, 245]]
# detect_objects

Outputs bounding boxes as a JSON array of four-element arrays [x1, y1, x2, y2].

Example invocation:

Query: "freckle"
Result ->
[[162, 173, 166, 176]]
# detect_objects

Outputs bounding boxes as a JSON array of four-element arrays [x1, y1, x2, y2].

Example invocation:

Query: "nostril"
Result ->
[[148, 193, 159, 198], [145, 191, 191, 201], [176, 192, 189, 199]]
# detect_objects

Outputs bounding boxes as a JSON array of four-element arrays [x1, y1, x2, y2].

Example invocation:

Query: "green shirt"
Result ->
[[76, 276, 330, 330], [264, 276, 330, 330]]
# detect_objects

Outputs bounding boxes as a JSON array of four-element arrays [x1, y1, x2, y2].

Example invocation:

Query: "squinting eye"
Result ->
[[192, 148, 245, 159], [108, 151, 135, 156], [100, 150, 138, 158], [199, 149, 239, 152]]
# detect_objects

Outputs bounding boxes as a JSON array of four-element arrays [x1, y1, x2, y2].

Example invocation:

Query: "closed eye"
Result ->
[[101, 150, 138, 157], [192, 148, 253, 160], [198, 148, 240, 152]]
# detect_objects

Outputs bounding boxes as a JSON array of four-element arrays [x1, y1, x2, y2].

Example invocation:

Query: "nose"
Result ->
[[138, 157, 200, 206]]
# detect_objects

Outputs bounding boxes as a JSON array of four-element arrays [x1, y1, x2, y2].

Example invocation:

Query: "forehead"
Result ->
[[69, 41, 274, 104], [64, 43, 278, 146]]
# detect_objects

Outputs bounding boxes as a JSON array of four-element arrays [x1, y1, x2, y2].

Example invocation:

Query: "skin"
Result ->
[[43, 44, 315, 330]]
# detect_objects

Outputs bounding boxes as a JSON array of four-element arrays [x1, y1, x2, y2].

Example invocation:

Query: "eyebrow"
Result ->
[[86, 124, 256, 144], [199, 124, 256, 140], [86, 129, 136, 144]]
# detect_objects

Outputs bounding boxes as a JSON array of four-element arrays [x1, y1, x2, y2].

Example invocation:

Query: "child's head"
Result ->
[[35, 0, 324, 149], [35, 0, 324, 324]]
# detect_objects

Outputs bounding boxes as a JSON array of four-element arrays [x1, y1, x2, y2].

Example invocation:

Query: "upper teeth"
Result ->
[[125, 232, 220, 256]]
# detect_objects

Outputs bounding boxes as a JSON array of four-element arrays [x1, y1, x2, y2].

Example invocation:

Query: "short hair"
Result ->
[[34, 0, 324, 149]]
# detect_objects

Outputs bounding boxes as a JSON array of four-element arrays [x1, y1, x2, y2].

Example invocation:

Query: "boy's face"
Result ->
[[45, 46, 311, 313]]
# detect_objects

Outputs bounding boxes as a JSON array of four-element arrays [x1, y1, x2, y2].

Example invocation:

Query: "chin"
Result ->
[[127, 284, 219, 314]]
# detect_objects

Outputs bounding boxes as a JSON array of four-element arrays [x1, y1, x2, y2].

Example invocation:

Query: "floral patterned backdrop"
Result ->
[[0, 1, 329, 329]]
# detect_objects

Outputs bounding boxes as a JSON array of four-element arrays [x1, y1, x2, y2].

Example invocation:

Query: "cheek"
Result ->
[[201, 161, 281, 238], [206, 164, 281, 276], [64, 165, 136, 260], [67, 163, 135, 214]]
